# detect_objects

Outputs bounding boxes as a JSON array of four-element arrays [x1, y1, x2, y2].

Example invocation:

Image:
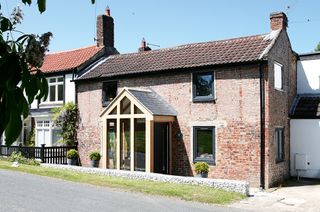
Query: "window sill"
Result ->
[[39, 102, 63, 107], [276, 159, 285, 164], [274, 88, 285, 92], [192, 96, 215, 103], [193, 158, 215, 166]]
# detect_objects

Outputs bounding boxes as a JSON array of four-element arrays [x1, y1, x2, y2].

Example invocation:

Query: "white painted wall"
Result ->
[[297, 59, 320, 94], [65, 73, 75, 103], [290, 119, 320, 178]]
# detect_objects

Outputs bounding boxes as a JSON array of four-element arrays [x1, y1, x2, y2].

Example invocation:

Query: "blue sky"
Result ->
[[1, 0, 319, 54]]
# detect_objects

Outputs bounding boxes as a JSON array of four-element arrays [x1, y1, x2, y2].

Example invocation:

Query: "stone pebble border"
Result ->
[[41, 164, 249, 195]]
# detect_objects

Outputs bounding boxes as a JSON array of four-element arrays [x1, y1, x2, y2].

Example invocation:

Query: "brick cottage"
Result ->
[[75, 10, 296, 188]]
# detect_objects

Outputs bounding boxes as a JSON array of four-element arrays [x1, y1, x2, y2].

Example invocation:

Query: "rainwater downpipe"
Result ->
[[259, 61, 265, 189]]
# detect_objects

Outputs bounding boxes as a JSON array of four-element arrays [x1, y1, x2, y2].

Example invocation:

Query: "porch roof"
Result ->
[[290, 95, 320, 119], [100, 88, 177, 117]]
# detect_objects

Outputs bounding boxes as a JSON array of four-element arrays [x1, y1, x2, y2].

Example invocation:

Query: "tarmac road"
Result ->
[[0, 169, 245, 212]]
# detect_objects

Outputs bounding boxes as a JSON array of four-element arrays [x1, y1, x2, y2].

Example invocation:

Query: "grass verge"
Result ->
[[0, 160, 245, 205]]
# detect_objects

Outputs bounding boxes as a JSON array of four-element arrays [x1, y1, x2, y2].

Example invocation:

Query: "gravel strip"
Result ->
[[41, 164, 249, 195]]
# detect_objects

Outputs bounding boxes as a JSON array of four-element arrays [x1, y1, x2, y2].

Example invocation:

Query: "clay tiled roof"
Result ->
[[80, 31, 280, 80], [40, 46, 104, 73], [291, 95, 320, 119]]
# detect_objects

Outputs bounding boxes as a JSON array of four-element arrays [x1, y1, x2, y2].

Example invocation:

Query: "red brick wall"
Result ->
[[77, 64, 263, 186], [264, 30, 296, 188], [76, 82, 103, 167]]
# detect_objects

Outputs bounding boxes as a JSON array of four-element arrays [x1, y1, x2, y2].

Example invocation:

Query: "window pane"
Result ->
[[58, 84, 63, 101], [44, 121, 50, 127], [109, 107, 117, 115], [120, 119, 130, 170], [195, 73, 213, 97], [274, 63, 283, 89], [107, 119, 117, 169], [52, 129, 62, 146], [134, 105, 143, 114], [102, 82, 117, 104], [275, 128, 284, 161], [49, 78, 56, 83], [57, 77, 63, 82], [120, 97, 131, 114], [196, 128, 213, 159], [49, 85, 56, 101], [134, 119, 145, 171], [37, 121, 43, 127]]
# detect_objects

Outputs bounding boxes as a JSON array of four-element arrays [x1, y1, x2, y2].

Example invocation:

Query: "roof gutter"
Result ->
[[259, 61, 266, 189]]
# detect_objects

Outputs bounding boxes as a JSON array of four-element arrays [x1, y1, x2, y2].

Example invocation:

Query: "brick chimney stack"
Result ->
[[270, 12, 288, 31], [96, 6, 114, 47], [138, 38, 151, 52]]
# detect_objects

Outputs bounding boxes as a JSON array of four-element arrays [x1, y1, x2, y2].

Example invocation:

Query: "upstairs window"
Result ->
[[45, 77, 63, 103], [193, 72, 214, 102], [102, 81, 117, 107], [274, 62, 283, 90]]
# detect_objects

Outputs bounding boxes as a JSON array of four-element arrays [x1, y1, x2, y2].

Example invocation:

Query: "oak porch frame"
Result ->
[[100, 89, 175, 173]]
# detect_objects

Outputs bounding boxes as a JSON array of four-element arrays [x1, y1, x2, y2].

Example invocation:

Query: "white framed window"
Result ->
[[36, 119, 62, 146], [45, 77, 64, 103], [274, 62, 283, 90]]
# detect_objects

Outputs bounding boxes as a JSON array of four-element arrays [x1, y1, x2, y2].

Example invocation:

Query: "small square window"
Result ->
[[102, 81, 117, 107], [193, 72, 214, 102], [193, 126, 215, 164], [275, 127, 284, 163], [274, 62, 283, 90]]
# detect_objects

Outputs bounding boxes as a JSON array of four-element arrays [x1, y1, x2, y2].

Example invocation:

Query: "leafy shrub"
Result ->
[[9, 151, 40, 166], [67, 149, 79, 159], [26, 127, 35, 147], [52, 102, 79, 145], [89, 151, 101, 161], [194, 162, 209, 174]]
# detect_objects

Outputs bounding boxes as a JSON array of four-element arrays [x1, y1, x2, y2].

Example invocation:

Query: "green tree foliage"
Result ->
[[315, 42, 320, 52], [0, 6, 51, 146], [0, 0, 95, 146], [52, 102, 79, 146]]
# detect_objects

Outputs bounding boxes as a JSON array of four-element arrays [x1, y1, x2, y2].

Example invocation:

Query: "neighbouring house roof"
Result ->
[[79, 30, 281, 80], [290, 95, 320, 119], [100, 88, 177, 117], [40, 45, 104, 73], [298, 51, 320, 61]]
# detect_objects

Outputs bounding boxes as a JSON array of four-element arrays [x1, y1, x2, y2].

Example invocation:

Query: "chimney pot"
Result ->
[[106, 6, 111, 16], [138, 38, 151, 52], [141, 38, 146, 48], [270, 12, 288, 31]]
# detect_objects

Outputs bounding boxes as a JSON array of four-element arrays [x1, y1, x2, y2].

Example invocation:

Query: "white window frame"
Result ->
[[274, 62, 283, 91], [35, 119, 62, 147], [45, 76, 64, 103]]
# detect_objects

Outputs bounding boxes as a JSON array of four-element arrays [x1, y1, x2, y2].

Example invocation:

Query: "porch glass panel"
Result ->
[[120, 97, 131, 114], [134, 118, 146, 171], [120, 119, 130, 170], [107, 119, 117, 169]]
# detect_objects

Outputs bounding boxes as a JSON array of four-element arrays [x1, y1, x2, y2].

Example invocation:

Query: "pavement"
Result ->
[[0, 169, 243, 212], [230, 179, 320, 212]]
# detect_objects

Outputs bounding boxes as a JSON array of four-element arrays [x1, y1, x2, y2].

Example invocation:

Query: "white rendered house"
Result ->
[[290, 52, 320, 179]]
